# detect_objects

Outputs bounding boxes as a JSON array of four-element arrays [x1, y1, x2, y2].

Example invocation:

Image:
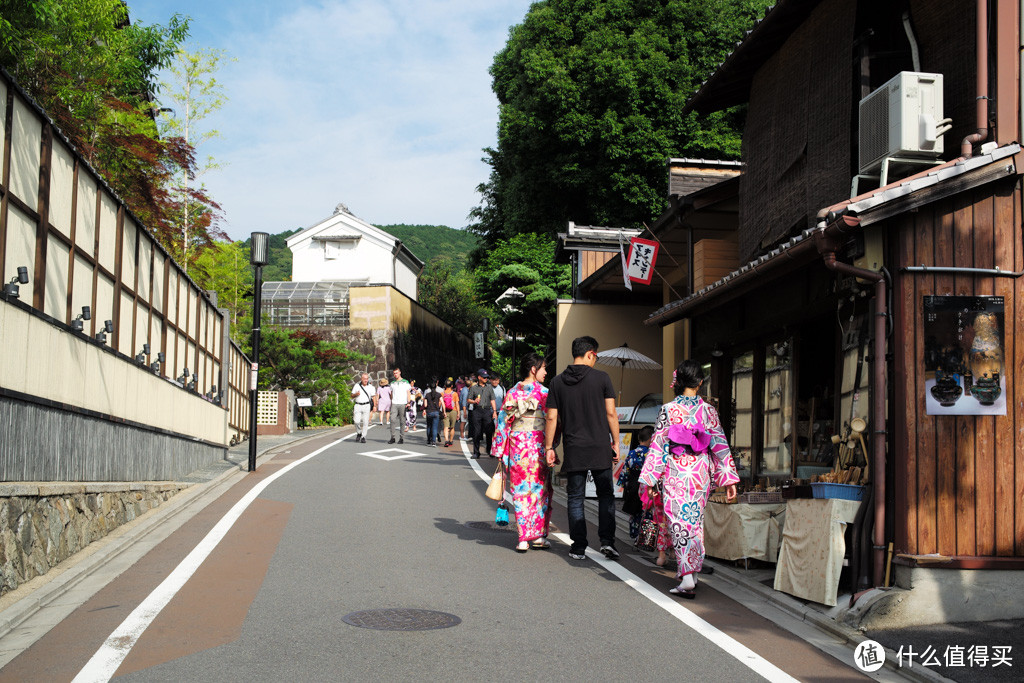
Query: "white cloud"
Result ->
[[137, 0, 530, 239]]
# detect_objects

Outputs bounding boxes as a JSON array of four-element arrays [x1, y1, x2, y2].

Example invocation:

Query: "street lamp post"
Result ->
[[496, 287, 526, 379], [248, 232, 270, 472]]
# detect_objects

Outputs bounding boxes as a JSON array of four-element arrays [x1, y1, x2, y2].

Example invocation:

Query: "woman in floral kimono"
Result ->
[[492, 353, 552, 553], [639, 360, 738, 598]]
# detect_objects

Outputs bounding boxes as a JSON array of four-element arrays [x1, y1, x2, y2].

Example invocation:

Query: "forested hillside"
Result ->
[[378, 224, 479, 270]]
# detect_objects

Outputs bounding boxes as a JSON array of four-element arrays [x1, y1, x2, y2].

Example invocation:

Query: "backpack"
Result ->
[[442, 391, 455, 410]]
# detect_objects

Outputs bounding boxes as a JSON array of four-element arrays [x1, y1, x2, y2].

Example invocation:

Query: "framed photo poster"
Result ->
[[923, 295, 1006, 416]]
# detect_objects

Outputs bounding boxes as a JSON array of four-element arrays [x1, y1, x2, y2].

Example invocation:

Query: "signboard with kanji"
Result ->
[[627, 237, 659, 285]]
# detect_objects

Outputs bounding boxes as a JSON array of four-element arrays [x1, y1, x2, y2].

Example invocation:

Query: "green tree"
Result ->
[[0, 0, 198, 248], [418, 255, 488, 334], [475, 233, 571, 359], [471, 0, 772, 246], [194, 240, 251, 326], [158, 46, 233, 271], [377, 224, 479, 271]]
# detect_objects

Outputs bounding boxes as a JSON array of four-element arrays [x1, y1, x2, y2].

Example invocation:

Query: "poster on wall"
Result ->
[[923, 295, 1006, 416]]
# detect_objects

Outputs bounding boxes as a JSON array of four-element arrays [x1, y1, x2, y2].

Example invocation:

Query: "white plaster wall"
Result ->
[[50, 140, 75, 237], [290, 236, 393, 283], [395, 261, 418, 301], [4, 205, 36, 301]]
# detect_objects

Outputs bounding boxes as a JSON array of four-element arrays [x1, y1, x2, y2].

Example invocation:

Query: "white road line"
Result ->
[[72, 433, 353, 683], [460, 440, 798, 683]]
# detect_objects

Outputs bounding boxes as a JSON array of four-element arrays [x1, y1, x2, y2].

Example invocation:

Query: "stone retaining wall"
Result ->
[[0, 482, 190, 595]]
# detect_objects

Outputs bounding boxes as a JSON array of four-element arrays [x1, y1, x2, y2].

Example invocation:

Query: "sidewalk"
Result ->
[[549, 481, 1018, 683]]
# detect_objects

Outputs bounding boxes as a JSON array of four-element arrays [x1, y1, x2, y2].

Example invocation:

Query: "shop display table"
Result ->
[[773, 498, 862, 606], [705, 502, 787, 563]]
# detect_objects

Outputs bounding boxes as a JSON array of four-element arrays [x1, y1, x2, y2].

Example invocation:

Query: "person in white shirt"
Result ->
[[389, 367, 412, 444], [350, 373, 374, 443]]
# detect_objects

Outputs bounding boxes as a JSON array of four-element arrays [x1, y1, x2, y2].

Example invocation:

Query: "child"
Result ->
[[618, 425, 654, 543]]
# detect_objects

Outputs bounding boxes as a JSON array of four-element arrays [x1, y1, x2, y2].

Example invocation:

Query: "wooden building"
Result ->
[[642, 0, 1024, 625]]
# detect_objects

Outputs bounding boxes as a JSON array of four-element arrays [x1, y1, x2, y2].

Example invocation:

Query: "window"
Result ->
[[324, 240, 341, 260], [730, 352, 754, 479], [761, 339, 793, 482]]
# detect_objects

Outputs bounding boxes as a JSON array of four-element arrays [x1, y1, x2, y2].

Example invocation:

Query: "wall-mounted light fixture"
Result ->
[[150, 351, 165, 373], [95, 320, 113, 344], [178, 367, 190, 384], [189, 373, 198, 391], [711, 345, 724, 358], [135, 343, 150, 364], [71, 306, 91, 332], [3, 266, 29, 298]]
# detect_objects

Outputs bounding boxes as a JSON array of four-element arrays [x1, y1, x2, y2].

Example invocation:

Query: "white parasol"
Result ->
[[595, 343, 662, 404]]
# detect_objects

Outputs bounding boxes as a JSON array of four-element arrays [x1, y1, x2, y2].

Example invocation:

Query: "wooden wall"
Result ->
[[579, 250, 615, 283], [892, 177, 1024, 558]]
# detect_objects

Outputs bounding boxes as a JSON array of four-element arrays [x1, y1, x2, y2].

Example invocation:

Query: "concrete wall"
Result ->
[[857, 566, 1024, 627], [555, 301, 664, 407]]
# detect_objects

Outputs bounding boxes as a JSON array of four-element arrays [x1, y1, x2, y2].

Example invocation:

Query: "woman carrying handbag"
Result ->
[[491, 353, 552, 553]]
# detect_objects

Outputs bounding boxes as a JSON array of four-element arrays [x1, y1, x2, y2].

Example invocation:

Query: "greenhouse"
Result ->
[[261, 281, 365, 327]]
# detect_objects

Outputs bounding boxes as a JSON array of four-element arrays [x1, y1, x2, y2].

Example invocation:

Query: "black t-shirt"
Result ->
[[546, 364, 616, 472], [422, 388, 442, 413]]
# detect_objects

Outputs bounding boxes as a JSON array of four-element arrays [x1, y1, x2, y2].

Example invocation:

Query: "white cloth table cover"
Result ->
[[773, 498, 862, 606], [705, 502, 787, 562]]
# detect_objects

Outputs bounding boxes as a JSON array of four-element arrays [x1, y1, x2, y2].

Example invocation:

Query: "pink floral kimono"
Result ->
[[639, 395, 739, 578], [492, 381, 551, 543]]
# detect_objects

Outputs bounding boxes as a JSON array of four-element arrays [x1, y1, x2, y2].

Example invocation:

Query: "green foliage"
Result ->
[[417, 255, 488, 334], [475, 233, 570, 357], [0, 0, 201, 251], [377, 224, 479, 271], [471, 0, 772, 245], [194, 240, 251, 326], [157, 46, 234, 272]]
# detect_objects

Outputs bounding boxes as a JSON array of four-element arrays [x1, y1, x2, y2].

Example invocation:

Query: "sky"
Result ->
[[128, 0, 534, 241]]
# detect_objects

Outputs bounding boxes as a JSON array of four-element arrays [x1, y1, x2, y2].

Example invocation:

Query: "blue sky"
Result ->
[[128, 0, 534, 241]]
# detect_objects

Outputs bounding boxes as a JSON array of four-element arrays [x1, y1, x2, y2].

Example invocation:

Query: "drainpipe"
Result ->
[[814, 226, 888, 588], [961, 0, 989, 156]]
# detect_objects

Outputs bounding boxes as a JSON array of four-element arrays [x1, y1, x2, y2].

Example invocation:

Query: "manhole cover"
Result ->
[[465, 520, 516, 533], [342, 608, 461, 631]]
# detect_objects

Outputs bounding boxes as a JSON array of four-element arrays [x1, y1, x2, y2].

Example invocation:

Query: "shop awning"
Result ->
[[645, 143, 1021, 326]]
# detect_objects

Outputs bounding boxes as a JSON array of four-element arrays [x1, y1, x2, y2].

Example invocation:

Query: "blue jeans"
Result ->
[[565, 468, 616, 553], [425, 412, 440, 443]]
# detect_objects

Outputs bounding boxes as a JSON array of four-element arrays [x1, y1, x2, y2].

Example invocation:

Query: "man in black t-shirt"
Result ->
[[544, 336, 621, 560]]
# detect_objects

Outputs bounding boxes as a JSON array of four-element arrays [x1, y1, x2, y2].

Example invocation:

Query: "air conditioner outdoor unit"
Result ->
[[858, 71, 950, 176]]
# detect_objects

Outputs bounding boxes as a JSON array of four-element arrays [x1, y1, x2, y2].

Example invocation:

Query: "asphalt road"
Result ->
[[0, 426, 875, 682]]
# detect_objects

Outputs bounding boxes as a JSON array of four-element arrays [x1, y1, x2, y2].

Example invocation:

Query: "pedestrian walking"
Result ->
[[544, 336, 621, 561], [406, 379, 422, 432], [467, 369, 496, 458], [639, 360, 739, 598], [389, 367, 411, 444], [492, 353, 553, 553], [441, 379, 460, 447], [375, 378, 391, 426], [490, 374, 505, 409], [459, 376, 472, 441], [350, 372, 374, 443], [422, 377, 443, 446]]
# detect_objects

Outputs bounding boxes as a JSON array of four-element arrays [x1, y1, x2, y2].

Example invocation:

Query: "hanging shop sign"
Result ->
[[627, 237, 659, 286], [923, 295, 1006, 415]]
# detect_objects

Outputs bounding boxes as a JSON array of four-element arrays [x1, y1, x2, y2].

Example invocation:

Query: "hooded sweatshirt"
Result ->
[[546, 364, 616, 471]]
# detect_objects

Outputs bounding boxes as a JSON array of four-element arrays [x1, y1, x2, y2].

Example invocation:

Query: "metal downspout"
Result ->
[[961, 0, 990, 156], [814, 229, 889, 588]]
